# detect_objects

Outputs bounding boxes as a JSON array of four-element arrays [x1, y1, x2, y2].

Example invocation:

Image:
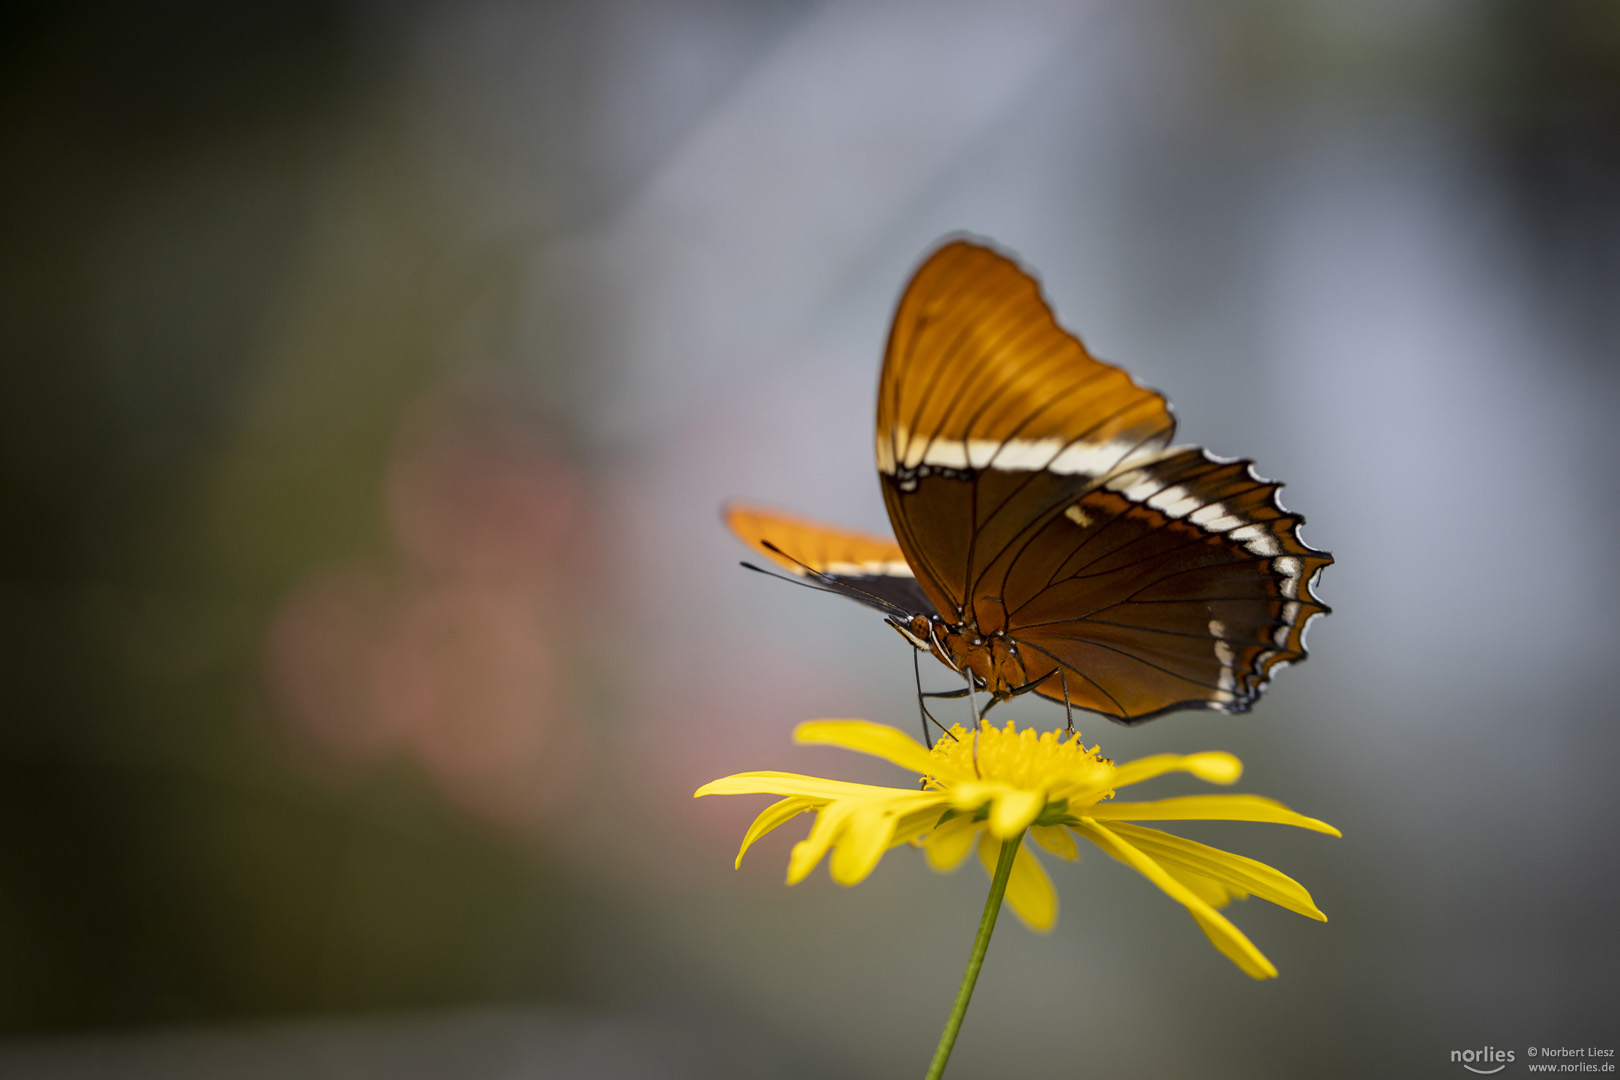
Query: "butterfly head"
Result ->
[[885, 613, 936, 652]]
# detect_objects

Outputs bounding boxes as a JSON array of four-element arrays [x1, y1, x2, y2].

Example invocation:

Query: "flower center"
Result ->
[[928, 721, 1115, 798]]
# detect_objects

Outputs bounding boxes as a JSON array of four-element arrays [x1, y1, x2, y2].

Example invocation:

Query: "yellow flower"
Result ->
[[695, 719, 1339, 979]]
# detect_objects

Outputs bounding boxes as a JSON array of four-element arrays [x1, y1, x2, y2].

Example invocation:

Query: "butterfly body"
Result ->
[[728, 239, 1331, 726], [896, 612, 1029, 700]]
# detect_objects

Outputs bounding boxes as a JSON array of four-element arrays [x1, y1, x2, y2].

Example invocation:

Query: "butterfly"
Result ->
[[727, 239, 1330, 731]]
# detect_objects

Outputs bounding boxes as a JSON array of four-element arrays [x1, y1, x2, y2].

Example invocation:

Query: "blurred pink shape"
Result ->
[[386, 389, 588, 591], [265, 566, 398, 767], [263, 382, 596, 830], [376, 584, 580, 823]]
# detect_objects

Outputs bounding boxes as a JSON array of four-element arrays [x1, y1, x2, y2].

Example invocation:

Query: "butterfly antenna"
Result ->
[[741, 563, 913, 621], [738, 560, 853, 597], [740, 561, 817, 586], [754, 540, 914, 619]]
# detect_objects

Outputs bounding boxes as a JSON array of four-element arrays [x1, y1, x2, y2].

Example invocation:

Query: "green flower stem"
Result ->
[[924, 830, 1023, 1080]]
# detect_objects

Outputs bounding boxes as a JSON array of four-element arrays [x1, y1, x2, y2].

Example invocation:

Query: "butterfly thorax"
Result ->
[[907, 614, 1029, 699]]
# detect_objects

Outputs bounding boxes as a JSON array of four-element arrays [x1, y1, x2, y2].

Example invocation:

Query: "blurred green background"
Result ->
[[1, 1, 1617, 1076]]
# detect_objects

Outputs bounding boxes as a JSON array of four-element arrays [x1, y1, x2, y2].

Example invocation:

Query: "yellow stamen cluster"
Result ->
[[926, 721, 1113, 806]]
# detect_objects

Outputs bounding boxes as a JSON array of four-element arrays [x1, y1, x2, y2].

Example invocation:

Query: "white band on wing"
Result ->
[[879, 426, 1145, 479]]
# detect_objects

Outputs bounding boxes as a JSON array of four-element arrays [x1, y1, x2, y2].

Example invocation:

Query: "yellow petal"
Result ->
[[924, 813, 981, 871], [1102, 822, 1326, 921], [735, 797, 815, 868], [787, 797, 878, 883], [1110, 752, 1242, 790], [1192, 904, 1279, 978], [695, 771, 904, 801], [1090, 794, 1340, 836], [829, 803, 901, 885], [892, 803, 954, 851], [1006, 846, 1058, 933], [783, 791, 943, 886], [793, 720, 944, 776], [1031, 824, 1079, 861], [990, 788, 1046, 839], [1160, 863, 1238, 908], [920, 809, 978, 867], [786, 799, 855, 884], [949, 780, 1014, 812], [978, 831, 1057, 932], [1072, 819, 1277, 979]]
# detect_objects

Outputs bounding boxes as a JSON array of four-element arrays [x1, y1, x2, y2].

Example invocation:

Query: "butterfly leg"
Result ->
[[914, 651, 934, 789], [921, 700, 956, 740], [913, 650, 932, 750], [967, 672, 985, 777], [911, 655, 961, 749], [1061, 670, 1074, 735]]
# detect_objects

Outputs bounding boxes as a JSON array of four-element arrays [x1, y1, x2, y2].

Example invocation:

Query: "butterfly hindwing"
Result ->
[[996, 449, 1331, 722]]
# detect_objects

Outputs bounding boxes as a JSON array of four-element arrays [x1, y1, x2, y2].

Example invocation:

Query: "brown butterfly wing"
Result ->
[[723, 503, 938, 617], [992, 449, 1331, 722], [876, 239, 1174, 622]]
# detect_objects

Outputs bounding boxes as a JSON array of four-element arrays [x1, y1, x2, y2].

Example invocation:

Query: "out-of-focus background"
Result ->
[[2, 1, 1617, 1077]]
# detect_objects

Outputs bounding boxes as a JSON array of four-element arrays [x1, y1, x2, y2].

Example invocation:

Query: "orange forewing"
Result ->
[[877, 240, 1174, 480], [723, 504, 910, 578]]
